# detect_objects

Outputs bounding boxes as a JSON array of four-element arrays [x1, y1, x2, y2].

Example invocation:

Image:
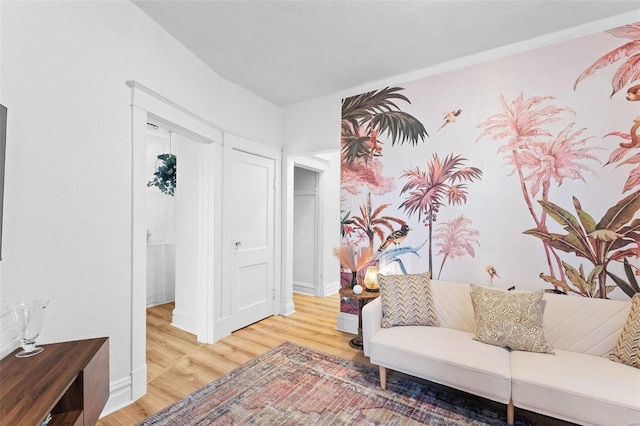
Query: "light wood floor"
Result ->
[[98, 292, 567, 426], [98, 293, 370, 425]]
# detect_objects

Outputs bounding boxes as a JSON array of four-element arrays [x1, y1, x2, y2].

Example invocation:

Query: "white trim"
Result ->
[[293, 280, 315, 296], [336, 312, 358, 335], [320, 280, 340, 298], [171, 308, 198, 334], [128, 81, 224, 408], [101, 376, 133, 417], [285, 154, 331, 305], [129, 105, 148, 402], [224, 132, 282, 159], [126, 81, 223, 140]]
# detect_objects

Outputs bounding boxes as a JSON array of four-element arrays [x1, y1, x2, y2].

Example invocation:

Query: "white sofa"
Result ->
[[362, 280, 640, 426]]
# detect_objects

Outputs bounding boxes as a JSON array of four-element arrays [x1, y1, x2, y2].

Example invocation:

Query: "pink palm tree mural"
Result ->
[[351, 192, 406, 251], [399, 153, 482, 275], [433, 215, 479, 279], [573, 22, 640, 99], [575, 22, 640, 194], [477, 93, 601, 283]]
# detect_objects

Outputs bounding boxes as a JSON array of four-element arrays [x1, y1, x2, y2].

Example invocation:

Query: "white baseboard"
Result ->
[[336, 312, 357, 334], [100, 363, 148, 418], [280, 299, 295, 316], [146, 294, 175, 308], [321, 280, 340, 297], [292, 281, 314, 296], [101, 376, 133, 417], [171, 308, 197, 334], [293, 280, 340, 298], [131, 363, 147, 400]]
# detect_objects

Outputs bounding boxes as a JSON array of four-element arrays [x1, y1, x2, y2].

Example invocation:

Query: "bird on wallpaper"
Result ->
[[437, 109, 462, 131], [378, 225, 412, 252], [369, 129, 383, 159], [486, 265, 500, 286]]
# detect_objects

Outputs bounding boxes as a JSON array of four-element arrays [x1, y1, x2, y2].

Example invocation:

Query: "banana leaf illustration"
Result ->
[[606, 259, 640, 298], [524, 189, 640, 297], [374, 238, 428, 275]]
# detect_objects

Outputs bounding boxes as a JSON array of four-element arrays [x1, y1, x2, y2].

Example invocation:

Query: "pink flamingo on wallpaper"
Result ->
[[477, 93, 601, 286]]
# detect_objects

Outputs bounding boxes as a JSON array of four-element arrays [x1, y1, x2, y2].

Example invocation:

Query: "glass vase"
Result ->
[[350, 271, 358, 289], [7, 299, 50, 358]]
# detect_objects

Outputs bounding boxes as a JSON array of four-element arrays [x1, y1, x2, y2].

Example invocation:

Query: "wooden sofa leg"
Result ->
[[379, 366, 387, 390], [507, 399, 514, 425]]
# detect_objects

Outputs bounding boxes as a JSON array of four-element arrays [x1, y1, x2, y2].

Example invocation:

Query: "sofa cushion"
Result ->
[[610, 293, 640, 368], [431, 280, 476, 333], [378, 273, 438, 328], [510, 349, 640, 426], [542, 292, 631, 356], [369, 326, 512, 404], [470, 285, 554, 354]]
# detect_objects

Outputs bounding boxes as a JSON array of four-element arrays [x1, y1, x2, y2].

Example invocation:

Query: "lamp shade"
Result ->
[[363, 265, 379, 292]]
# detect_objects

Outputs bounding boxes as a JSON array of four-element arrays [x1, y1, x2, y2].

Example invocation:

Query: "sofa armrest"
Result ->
[[362, 297, 382, 356]]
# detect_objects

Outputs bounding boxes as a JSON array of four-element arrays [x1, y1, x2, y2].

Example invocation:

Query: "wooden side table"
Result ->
[[339, 287, 380, 350], [0, 337, 109, 426]]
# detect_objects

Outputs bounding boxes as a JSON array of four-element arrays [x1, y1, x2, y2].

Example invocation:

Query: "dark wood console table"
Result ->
[[0, 337, 109, 426]]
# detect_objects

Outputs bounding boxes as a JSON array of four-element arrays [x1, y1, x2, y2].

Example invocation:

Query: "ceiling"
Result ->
[[132, 1, 640, 107]]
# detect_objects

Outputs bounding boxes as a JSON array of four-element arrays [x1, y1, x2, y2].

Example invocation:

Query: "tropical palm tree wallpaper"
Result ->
[[339, 20, 640, 315]]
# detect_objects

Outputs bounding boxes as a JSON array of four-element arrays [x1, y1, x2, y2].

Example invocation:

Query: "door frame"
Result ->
[[127, 81, 223, 401], [284, 154, 332, 302], [292, 165, 323, 296]]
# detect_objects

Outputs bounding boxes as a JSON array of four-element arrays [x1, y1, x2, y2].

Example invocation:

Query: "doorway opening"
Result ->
[[293, 166, 321, 296], [145, 123, 176, 309]]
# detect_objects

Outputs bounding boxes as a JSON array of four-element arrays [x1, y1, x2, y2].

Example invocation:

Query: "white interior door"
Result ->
[[230, 149, 275, 330]]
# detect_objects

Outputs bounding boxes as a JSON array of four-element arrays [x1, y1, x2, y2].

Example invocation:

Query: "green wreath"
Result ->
[[147, 153, 176, 196]]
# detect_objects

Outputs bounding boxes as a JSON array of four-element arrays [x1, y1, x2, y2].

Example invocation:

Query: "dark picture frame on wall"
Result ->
[[0, 104, 6, 260]]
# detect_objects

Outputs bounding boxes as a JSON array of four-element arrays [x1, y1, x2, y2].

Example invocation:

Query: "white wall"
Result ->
[[0, 0, 281, 409], [172, 134, 201, 333], [282, 10, 640, 154]]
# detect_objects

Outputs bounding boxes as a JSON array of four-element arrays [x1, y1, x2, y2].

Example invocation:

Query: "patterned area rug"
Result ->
[[138, 341, 531, 425]]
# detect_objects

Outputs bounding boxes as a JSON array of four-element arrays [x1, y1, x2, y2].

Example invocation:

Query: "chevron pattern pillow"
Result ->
[[470, 285, 554, 354], [610, 293, 640, 369], [379, 273, 439, 328]]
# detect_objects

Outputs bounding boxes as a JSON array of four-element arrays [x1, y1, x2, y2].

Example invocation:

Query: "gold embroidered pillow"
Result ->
[[610, 293, 640, 369], [470, 285, 554, 354], [379, 273, 439, 328]]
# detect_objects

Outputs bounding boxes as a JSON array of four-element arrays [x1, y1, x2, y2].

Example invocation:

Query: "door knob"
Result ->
[[235, 241, 242, 249]]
